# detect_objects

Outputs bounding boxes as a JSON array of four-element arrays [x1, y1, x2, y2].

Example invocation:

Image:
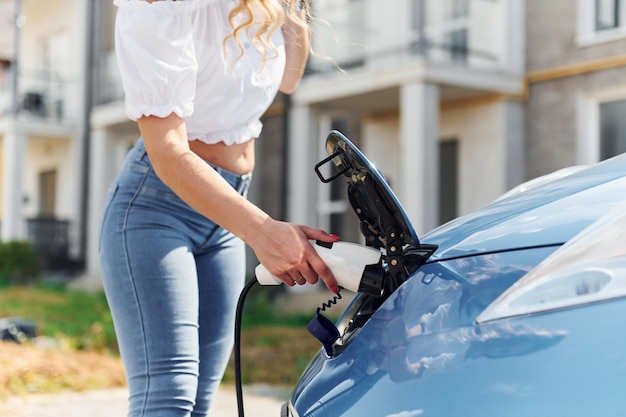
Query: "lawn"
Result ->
[[0, 284, 330, 397]]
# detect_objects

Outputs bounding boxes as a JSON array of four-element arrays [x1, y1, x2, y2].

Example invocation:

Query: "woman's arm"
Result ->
[[138, 114, 338, 290], [280, 4, 310, 94]]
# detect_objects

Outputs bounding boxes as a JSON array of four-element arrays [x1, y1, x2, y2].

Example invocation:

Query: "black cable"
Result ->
[[235, 278, 259, 417]]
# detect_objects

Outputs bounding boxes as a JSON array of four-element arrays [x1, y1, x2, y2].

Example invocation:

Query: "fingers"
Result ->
[[300, 225, 341, 244], [271, 244, 333, 291], [285, 265, 319, 287], [307, 251, 338, 293], [298, 226, 340, 292]]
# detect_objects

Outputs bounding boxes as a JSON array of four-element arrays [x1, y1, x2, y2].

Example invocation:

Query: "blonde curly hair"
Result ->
[[225, 0, 311, 62]]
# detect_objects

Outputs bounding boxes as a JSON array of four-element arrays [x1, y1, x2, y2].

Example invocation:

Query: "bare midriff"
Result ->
[[189, 139, 255, 175]]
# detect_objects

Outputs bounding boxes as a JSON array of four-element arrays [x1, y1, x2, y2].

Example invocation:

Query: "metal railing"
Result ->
[[0, 69, 72, 122], [26, 216, 70, 271]]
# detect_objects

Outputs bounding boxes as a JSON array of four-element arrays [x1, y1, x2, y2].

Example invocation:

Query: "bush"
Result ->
[[0, 241, 41, 286]]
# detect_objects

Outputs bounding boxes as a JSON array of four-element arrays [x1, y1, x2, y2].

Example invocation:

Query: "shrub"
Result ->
[[0, 241, 41, 286]]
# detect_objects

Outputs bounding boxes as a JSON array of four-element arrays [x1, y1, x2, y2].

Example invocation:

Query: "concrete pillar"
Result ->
[[286, 104, 317, 226], [501, 101, 525, 191], [74, 0, 95, 265], [1, 123, 26, 241], [81, 127, 114, 289], [399, 82, 439, 235]]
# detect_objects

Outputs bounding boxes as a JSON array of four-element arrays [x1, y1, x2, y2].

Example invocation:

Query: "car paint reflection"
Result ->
[[293, 247, 568, 416]]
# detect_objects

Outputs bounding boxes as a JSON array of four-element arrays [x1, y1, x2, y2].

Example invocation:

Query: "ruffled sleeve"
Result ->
[[114, 0, 200, 120]]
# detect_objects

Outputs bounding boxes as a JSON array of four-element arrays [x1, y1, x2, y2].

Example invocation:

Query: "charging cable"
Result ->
[[234, 278, 258, 417], [233, 277, 344, 417]]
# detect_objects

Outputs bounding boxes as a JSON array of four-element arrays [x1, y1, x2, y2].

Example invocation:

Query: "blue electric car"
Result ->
[[284, 131, 626, 417]]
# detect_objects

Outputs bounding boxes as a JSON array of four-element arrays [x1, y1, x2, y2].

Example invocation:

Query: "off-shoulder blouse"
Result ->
[[114, 0, 286, 145]]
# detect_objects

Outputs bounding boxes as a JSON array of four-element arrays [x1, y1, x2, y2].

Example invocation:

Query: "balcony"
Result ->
[[308, 0, 519, 75], [0, 69, 74, 123]]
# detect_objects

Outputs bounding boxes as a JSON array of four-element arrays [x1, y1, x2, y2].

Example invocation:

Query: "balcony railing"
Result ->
[[26, 216, 71, 271], [0, 69, 73, 122], [307, 0, 507, 74]]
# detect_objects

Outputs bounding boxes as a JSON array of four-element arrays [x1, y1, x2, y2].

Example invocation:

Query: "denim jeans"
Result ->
[[99, 139, 251, 417]]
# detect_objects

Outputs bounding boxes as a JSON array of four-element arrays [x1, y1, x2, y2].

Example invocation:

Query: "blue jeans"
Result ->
[[99, 139, 250, 417]]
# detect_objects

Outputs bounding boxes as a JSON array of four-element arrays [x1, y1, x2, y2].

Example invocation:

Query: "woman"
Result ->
[[99, 1, 338, 416]]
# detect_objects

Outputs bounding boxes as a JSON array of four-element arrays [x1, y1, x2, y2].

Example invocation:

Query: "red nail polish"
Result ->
[[331, 286, 339, 294], [329, 234, 341, 241]]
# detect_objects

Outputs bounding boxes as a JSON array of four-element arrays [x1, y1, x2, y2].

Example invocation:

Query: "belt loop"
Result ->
[[238, 173, 252, 196], [135, 138, 147, 162]]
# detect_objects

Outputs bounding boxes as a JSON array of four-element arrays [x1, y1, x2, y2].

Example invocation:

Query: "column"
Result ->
[[399, 82, 440, 236], [2, 123, 26, 241], [286, 104, 316, 226], [286, 104, 321, 293], [501, 100, 525, 191], [82, 127, 112, 288]]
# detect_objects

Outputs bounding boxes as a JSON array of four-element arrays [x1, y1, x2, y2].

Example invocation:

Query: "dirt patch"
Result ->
[[0, 326, 322, 399], [0, 342, 126, 399]]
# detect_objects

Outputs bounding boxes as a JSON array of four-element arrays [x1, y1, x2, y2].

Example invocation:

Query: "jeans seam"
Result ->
[[121, 166, 153, 417]]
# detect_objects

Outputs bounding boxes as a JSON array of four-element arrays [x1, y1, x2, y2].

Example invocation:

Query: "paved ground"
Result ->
[[0, 385, 288, 417]]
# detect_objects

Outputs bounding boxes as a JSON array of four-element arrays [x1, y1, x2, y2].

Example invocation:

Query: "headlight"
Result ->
[[477, 202, 626, 323]]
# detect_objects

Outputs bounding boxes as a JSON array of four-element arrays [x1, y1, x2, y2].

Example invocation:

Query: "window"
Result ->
[[446, 0, 469, 19], [599, 99, 626, 160], [446, 29, 468, 62], [41, 31, 69, 119], [437, 0, 471, 62], [578, 0, 626, 45], [596, 0, 619, 31], [577, 87, 626, 164], [439, 139, 459, 224]]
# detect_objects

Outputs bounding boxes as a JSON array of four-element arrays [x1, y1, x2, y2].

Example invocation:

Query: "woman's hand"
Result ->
[[250, 218, 340, 292]]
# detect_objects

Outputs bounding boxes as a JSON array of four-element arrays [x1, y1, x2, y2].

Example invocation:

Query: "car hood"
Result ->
[[423, 153, 626, 261]]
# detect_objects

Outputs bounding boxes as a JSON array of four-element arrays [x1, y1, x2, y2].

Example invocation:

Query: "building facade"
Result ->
[[0, 0, 94, 272], [292, 0, 526, 243], [526, 0, 626, 177], [0, 0, 625, 286]]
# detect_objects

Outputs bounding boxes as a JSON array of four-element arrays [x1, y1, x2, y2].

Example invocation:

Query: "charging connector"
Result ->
[[255, 240, 384, 295]]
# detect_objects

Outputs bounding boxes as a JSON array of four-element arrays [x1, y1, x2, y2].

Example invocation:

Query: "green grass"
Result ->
[[239, 287, 325, 328], [0, 283, 323, 354], [0, 283, 338, 390], [0, 284, 117, 353]]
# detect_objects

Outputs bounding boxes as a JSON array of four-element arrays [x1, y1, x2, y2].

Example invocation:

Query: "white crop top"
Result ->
[[114, 0, 286, 145]]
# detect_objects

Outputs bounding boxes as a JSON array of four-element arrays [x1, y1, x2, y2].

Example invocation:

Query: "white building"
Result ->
[[0, 0, 95, 274]]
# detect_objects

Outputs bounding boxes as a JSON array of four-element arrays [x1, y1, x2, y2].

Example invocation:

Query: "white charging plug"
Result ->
[[255, 240, 383, 293]]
